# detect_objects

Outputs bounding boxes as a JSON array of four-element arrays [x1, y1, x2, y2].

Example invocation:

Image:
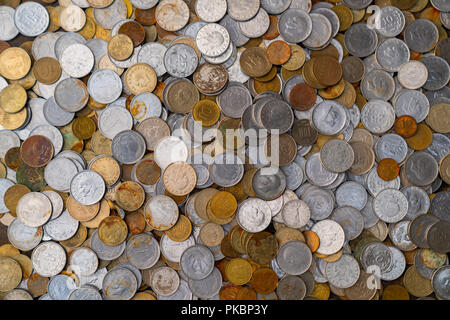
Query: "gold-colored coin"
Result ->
[[90, 156, 121, 187], [309, 283, 330, 300], [124, 63, 157, 95], [420, 248, 447, 269], [282, 44, 306, 71], [165, 214, 192, 242], [4, 184, 30, 217], [60, 224, 88, 248], [403, 265, 433, 297], [332, 4, 354, 32], [225, 258, 253, 286], [78, 16, 96, 40], [344, 271, 377, 300], [192, 100, 221, 127], [318, 79, 345, 99], [199, 222, 225, 247], [439, 153, 450, 185], [132, 291, 157, 300], [81, 199, 110, 228], [206, 200, 235, 225], [194, 188, 219, 221], [72, 116, 96, 140], [240, 47, 272, 78], [90, 130, 112, 156], [247, 232, 278, 265], [32, 57, 62, 85], [426, 103, 450, 134], [163, 162, 197, 196], [331, 80, 356, 108], [323, 249, 344, 263], [382, 284, 410, 300], [11, 254, 33, 280], [98, 216, 128, 246], [0, 256, 22, 291], [108, 34, 134, 61], [253, 75, 281, 94], [0, 47, 31, 80], [67, 195, 100, 222], [275, 227, 306, 247], [115, 181, 146, 212], [249, 267, 278, 295], [0, 84, 27, 114], [10, 69, 36, 90], [351, 9, 366, 23], [0, 162, 6, 179], [0, 244, 20, 257], [99, 54, 124, 76], [255, 65, 277, 82], [281, 66, 303, 81], [405, 122, 433, 150], [304, 230, 320, 253], [27, 273, 49, 297], [209, 191, 237, 219]]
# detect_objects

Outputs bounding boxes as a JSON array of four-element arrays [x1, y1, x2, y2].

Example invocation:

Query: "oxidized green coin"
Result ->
[[16, 162, 47, 192]]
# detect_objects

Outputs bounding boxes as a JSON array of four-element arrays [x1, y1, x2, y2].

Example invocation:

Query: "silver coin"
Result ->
[[261, 0, 291, 14], [360, 196, 379, 229], [86, 38, 108, 68], [0, 178, 14, 214], [44, 209, 79, 241], [404, 19, 439, 53], [226, 0, 260, 22], [188, 267, 222, 299], [0, 6, 19, 41], [217, 82, 252, 118], [373, 188, 408, 223], [375, 133, 408, 164], [164, 43, 198, 78], [130, 93, 162, 123], [87, 69, 122, 104], [290, 0, 311, 11], [54, 78, 89, 112], [401, 186, 430, 220], [115, 263, 142, 288], [312, 100, 347, 136], [93, 0, 127, 30], [238, 8, 270, 39], [195, 0, 227, 23], [395, 90, 429, 124], [301, 186, 334, 221], [281, 199, 310, 229], [2, 289, 33, 300], [70, 247, 99, 277], [375, 5, 405, 38], [150, 266, 180, 297], [160, 234, 195, 264], [336, 181, 367, 211], [98, 106, 133, 140], [44, 158, 79, 192], [325, 254, 360, 289], [48, 274, 77, 300], [260, 99, 294, 133], [331, 206, 364, 240], [56, 150, 87, 170], [405, 151, 439, 187], [30, 124, 63, 155], [237, 198, 272, 233], [305, 153, 338, 187], [68, 286, 102, 300], [126, 233, 160, 270], [7, 218, 43, 251], [180, 245, 214, 281], [366, 166, 400, 197], [252, 167, 286, 200], [184, 21, 208, 39], [342, 0, 372, 9], [102, 267, 137, 300], [15, 98, 50, 140], [42, 190, 64, 220], [14, 2, 49, 37], [422, 56, 450, 91], [159, 279, 192, 300], [311, 7, 340, 38], [432, 265, 450, 300], [54, 32, 86, 60], [320, 139, 354, 173], [360, 99, 395, 134], [137, 42, 167, 77], [42, 96, 74, 127], [154, 136, 189, 170], [276, 275, 307, 300], [281, 162, 303, 190], [360, 241, 393, 274], [344, 23, 378, 58], [381, 245, 406, 281], [277, 240, 312, 276], [441, 12, 450, 29], [390, 220, 416, 251], [278, 9, 312, 43], [219, 14, 249, 47], [70, 170, 105, 206], [227, 50, 250, 83], [144, 195, 178, 231], [90, 230, 126, 261], [196, 23, 230, 57], [60, 44, 94, 78], [31, 241, 66, 277], [430, 191, 450, 223], [375, 38, 409, 73], [425, 133, 450, 163], [16, 192, 52, 228], [303, 13, 332, 49], [361, 69, 395, 101], [209, 152, 244, 187], [311, 219, 345, 255], [0, 130, 20, 158]]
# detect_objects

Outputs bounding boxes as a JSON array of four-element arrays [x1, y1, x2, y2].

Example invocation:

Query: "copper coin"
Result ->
[[27, 273, 49, 297], [135, 159, 161, 185], [377, 158, 400, 181], [4, 147, 22, 170], [394, 115, 418, 138], [262, 15, 280, 40], [292, 119, 318, 146], [289, 83, 317, 111], [240, 47, 272, 78], [193, 63, 229, 94], [67, 196, 100, 222], [119, 21, 146, 47], [124, 211, 146, 235], [313, 56, 342, 87], [135, 7, 157, 26], [32, 57, 62, 85], [266, 40, 291, 65], [266, 133, 298, 167], [20, 135, 54, 168], [163, 162, 197, 197]]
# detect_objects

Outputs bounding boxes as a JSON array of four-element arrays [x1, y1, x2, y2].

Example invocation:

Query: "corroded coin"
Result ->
[[98, 216, 128, 246], [163, 162, 197, 197]]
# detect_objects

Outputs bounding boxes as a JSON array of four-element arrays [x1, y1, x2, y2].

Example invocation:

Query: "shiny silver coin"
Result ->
[[360, 100, 395, 134], [312, 100, 347, 136], [401, 186, 431, 220], [432, 265, 450, 300], [361, 69, 395, 101], [43, 97, 75, 127], [68, 286, 102, 300], [360, 241, 393, 274], [425, 133, 450, 163], [209, 152, 244, 187], [188, 267, 222, 299], [301, 186, 335, 221], [196, 23, 230, 57], [238, 8, 270, 39], [344, 23, 378, 58], [90, 230, 126, 261], [48, 274, 77, 300], [93, 0, 127, 30], [43, 209, 79, 241], [381, 246, 406, 281], [16, 192, 52, 228], [195, 0, 227, 23], [31, 241, 67, 277], [311, 219, 345, 255], [281, 199, 310, 229], [45, 157, 79, 192], [69, 247, 99, 277], [70, 170, 105, 206], [375, 133, 408, 164], [87, 69, 123, 104], [325, 254, 360, 289], [336, 181, 367, 211], [374, 5, 405, 38], [60, 44, 94, 78], [331, 206, 364, 240], [7, 218, 43, 251], [252, 167, 286, 200], [305, 153, 338, 187], [320, 139, 354, 173], [14, 2, 49, 37], [164, 43, 198, 78], [237, 198, 272, 233], [373, 189, 408, 223], [375, 38, 410, 73], [226, 0, 260, 22], [54, 78, 89, 112], [0, 6, 19, 41], [421, 56, 450, 91], [138, 42, 167, 77], [303, 13, 332, 49]]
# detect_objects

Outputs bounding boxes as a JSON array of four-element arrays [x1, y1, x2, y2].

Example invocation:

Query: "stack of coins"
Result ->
[[0, 0, 449, 301]]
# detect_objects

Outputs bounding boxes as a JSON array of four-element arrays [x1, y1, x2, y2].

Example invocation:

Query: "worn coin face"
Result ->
[[31, 241, 66, 277], [311, 220, 345, 255], [70, 170, 105, 206], [103, 267, 137, 300], [277, 241, 312, 276], [17, 192, 52, 227], [279, 9, 312, 43]]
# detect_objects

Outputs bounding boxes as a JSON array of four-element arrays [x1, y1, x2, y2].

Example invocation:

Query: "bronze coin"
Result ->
[[0, 41, 10, 54], [240, 47, 272, 78], [27, 273, 49, 297], [32, 57, 62, 85], [135, 7, 157, 26], [119, 21, 146, 47], [193, 63, 229, 94], [20, 135, 54, 168], [265, 133, 298, 167], [312, 55, 342, 87], [262, 15, 280, 40], [289, 83, 317, 111], [292, 119, 318, 146], [341, 56, 365, 83], [124, 211, 146, 235], [135, 159, 161, 185], [4, 147, 22, 170], [266, 40, 291, 65]]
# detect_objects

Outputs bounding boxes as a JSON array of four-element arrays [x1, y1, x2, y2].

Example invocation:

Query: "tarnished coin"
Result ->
[[69, 247, 98, 277], [144, 195, 179, 231], [432, 265, 450, 300], [0, 256, 22, 292], [102, 267, 137, 300], [180, 245, 214, 280], [427, 221, 450, 254], [20, 135, 54, 168], [31, 241, 66, 277], [276, 275, 307, 300], [155, 0, 189, 32], [16, 192, 52, 228], [404, 19, 439, 53], [126, 233, 160, 270]]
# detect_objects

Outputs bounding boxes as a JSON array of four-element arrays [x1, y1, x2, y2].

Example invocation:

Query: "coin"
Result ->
[[144, 195, 179, 231], [0, 84, 27, 114], [102, 267, 137, 300], [377, 158, 400, 181], [0, 256, 22, 291], [98, 216, 128, 246], [115, 181, 145, 212], [225, 258, 252, 285], [31, 241, 66, 277]]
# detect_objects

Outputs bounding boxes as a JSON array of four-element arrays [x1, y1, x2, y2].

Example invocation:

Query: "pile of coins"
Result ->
[[0, 0, 449, 301]]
